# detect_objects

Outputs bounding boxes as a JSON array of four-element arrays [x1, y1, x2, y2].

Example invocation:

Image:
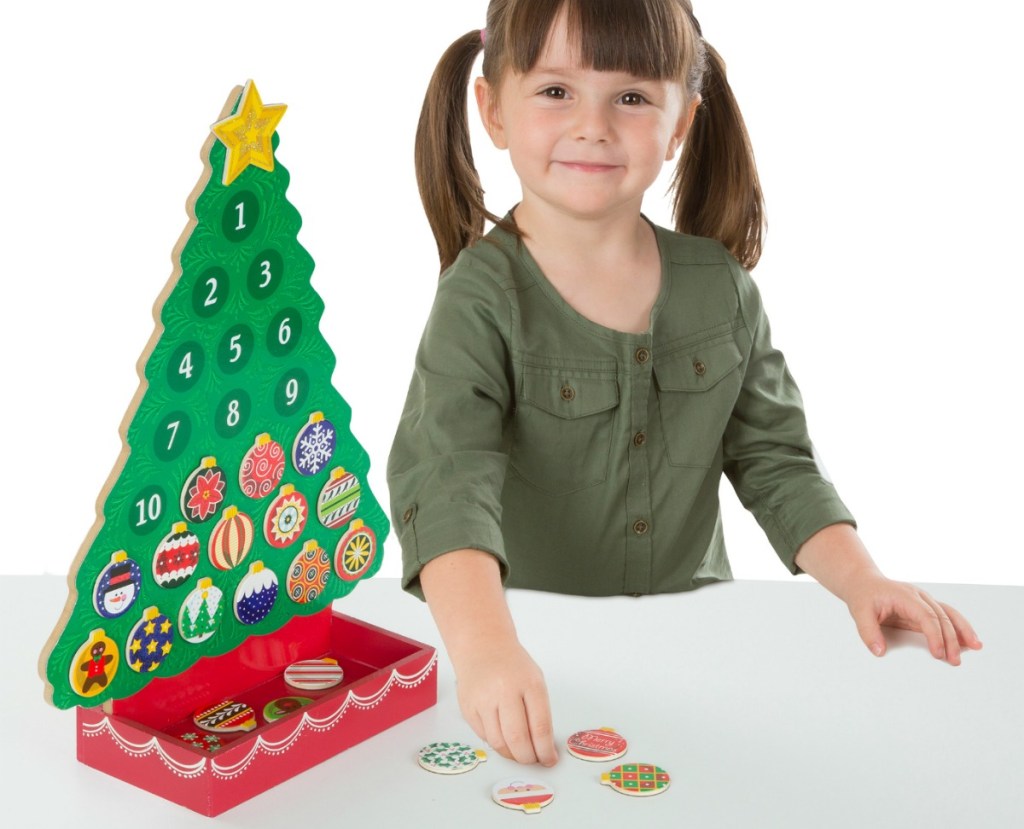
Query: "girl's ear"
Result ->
[[665, 94, 702, 161], [475, 77, 508, 149]]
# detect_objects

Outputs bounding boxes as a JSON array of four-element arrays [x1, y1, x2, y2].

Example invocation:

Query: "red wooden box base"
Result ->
[[76, 609, 436, 816]]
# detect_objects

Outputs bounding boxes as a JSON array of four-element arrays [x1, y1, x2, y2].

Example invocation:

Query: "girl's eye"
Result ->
[[620, 92, 647, 106], [541, 86, 567, 99]]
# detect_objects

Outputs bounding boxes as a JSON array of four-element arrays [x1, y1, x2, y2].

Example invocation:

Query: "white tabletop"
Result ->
[[8, 576, 1022, 827]]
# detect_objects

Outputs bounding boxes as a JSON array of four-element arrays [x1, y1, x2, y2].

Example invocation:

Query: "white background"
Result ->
[[2, 1, 1020, 585]]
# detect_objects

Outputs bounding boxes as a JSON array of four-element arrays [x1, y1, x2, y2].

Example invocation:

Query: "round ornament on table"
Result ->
[[284, 657, 344, 691], [152, 522, 200, 588], [208, 506, 254, 570], [178, 578, 225, 644], [600, 763, 671, 797], [233, 561, 278, 625], [69, 629, 119, 698], [180, 456, 227, 523], [263, 696, 313, 722], [566, 727, 628, 762], [418, 742, 488, 775], [491, 779, 555, 814], [239, 433, 285, 499], [126, 606, 174, 673], [317, 467, 361, 529], [264, 484, 308, 548], [193, 700, 257, 733], [93, 550, 141, 619], [291, 411, 336, 476], [286, 540, 331, 604], [334, 520, 377, 581]]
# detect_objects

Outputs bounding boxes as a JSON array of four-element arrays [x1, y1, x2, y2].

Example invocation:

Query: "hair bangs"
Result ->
[[503, 0, 688, 80]]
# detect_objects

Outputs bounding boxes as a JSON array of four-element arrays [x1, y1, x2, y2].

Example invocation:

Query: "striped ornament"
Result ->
[[317, 468, 361, 529], [208, 507, 254, 571]]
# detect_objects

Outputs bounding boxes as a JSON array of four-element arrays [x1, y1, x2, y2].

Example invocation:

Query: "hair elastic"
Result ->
[[480, 28, 487, 46]]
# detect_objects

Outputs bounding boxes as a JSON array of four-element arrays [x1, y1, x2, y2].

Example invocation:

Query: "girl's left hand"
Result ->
[[841, 572, 983, 666]]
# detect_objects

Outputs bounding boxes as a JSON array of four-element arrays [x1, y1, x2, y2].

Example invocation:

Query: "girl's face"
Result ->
[[476, 11, 699, 226]]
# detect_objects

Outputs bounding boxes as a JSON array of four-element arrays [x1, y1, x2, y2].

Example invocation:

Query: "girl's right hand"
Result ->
[[454, 637, 557, 766], [419, 548, 558, 767]]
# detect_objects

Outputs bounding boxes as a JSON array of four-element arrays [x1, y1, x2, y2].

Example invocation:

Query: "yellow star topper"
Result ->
[[211, 80, 287, 186]]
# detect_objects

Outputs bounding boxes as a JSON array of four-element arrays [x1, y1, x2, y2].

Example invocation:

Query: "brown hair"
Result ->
[[415, 0, 764, 271]]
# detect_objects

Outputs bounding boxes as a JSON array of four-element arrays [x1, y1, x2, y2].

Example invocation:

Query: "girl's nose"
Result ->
[[570, 99, 611, 142]]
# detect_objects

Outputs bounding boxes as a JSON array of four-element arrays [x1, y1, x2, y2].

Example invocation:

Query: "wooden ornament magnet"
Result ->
[[601, 763, 671, 797], [194, 700, 257, 733], [292, 412, 336, 476], [263, 696, 312, 722], [152, 522, 200, 588], [92, 551, 141, 619], [286, 540, 331, 604], [263, 484, 308, 548], [238, 433, 285, 499], [233, 561, 278, 625], [491, 779, 555, 814], [284, 657, 344, 690], [178, 578, 225, 644], [417, 742, 487, 775], [69, 629, 119, 698], [566, 727, 628, 762], [317, 467, 361, 529], [334, 519, 376, 581], [125, 606, 174, 673], [180, 457, 227, 523], [208, 506, 254, 570]]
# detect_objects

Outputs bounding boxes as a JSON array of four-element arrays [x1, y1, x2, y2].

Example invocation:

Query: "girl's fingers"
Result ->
[[853, 609, 887, 657], [917, 591, 960, 665], [939, 601, 983, 650], [523, 684, 557, 767], [497, 699, 539, 765]]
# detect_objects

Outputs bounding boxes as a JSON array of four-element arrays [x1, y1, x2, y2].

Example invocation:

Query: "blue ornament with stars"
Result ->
[[126, 606, 174, 673]]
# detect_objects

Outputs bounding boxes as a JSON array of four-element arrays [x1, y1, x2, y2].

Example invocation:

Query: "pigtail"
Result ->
[[671, 40, 765, 270], [415, 30, 507, 274]]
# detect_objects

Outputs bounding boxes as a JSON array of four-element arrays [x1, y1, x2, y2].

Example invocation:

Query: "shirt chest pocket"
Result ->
[[654, 338, 744, 468], [509, 367, 620, 495]]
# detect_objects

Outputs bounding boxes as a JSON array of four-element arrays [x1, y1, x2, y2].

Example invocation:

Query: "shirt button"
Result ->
[[633, 519, 649, 536], [402, 508, 414, 523], [560, 384, 576, 401], [693, 360, 707, 376], [634, 347, 651, 365], [633, 431, 647, 448]]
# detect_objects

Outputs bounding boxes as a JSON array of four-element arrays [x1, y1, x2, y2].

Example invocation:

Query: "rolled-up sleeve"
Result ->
[[387, 255, 515, 599], [722, 260, 856, 574]]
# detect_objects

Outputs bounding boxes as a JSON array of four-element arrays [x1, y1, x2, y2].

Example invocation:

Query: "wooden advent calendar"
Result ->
[[38, 81, 436, 816]]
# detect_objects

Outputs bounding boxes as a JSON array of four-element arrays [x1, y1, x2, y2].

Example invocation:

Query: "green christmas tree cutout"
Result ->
[[40, 81, 388, 710]]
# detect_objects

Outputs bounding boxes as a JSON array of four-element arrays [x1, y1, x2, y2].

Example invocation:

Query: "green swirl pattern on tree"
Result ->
[[41, 81, 388, 710]]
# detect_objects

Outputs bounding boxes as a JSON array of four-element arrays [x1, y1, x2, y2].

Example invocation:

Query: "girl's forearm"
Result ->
[[419, 548, 520, 665], [793, 523, 884, 602]]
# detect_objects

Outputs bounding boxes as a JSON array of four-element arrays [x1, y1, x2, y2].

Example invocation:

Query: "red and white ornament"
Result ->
[[239, 433, 285, 499], [286, 540, 331, 604], [491, 779, 555, 814], [284, 657, 344, 691], [208, 506, 254, 570], [264, 484, 308, 548], [152, 522, 200, 588], [566, 727, 628, 762], [180, 456, 227, 523], [334, 519, 376, 581]]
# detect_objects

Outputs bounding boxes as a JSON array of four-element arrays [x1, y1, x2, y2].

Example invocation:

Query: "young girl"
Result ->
[[388, 0, 981, 767]]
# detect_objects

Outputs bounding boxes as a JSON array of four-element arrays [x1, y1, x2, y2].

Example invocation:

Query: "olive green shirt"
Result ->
[[388, 220, 855, 598]]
